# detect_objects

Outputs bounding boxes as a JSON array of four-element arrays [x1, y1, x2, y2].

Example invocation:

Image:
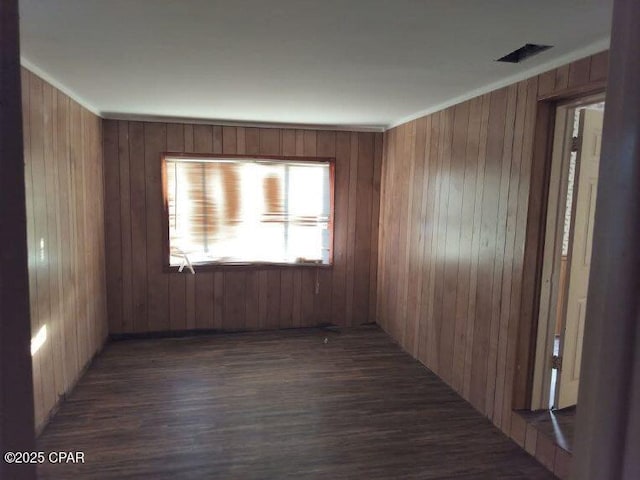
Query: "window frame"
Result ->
[[161, 152, 336, 272]]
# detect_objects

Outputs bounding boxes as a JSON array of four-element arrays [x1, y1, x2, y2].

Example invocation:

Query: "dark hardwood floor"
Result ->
[[37, 326, 554, 479]]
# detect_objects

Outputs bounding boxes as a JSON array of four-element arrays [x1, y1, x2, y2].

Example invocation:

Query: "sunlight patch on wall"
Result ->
[[31, 325, 47, 356]]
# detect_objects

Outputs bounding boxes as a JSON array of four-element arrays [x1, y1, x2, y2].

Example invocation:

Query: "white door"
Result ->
[[556, 108, 604, 409]]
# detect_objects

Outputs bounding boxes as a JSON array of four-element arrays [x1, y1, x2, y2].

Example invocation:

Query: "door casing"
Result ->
[[530, 92, 605, 411]]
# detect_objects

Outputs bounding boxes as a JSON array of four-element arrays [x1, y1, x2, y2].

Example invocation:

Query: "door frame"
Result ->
[[530, 93, 606, 411], [510, 81, 606, 412]]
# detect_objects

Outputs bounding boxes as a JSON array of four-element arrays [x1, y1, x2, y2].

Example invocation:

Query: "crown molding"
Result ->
[[100, 112, 385, 133]]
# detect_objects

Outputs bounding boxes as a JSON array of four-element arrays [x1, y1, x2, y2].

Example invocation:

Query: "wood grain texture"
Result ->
[[376, 52, 607, 475], [103, 122, 382, 334], [37, 327, 554, 480], [21, 68, 108, 432]]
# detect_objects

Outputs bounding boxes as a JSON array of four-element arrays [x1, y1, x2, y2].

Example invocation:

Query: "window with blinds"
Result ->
[[163, 155, 333, 267]]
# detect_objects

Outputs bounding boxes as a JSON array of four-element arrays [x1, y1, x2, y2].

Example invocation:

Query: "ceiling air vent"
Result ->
[[497, 44, 552, 63]]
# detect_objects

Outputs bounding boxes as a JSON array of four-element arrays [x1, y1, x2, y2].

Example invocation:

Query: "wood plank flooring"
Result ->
[[37, 327, 554, 479]]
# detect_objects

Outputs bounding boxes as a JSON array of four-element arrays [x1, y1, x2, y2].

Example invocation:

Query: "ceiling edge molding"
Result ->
[[20, 57, 385, 132], [101, 112, 386, 133], [20, 35, 609, 134], [385, 37, 610, 130], [20, 57, 101, 117]]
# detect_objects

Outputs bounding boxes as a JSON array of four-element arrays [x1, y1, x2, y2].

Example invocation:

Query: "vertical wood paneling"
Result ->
[[588, 51, 609, 82], [224, 272, 246, 330], [117, 121, 133, 333], [279, 270, 293, 328], [440, 102, 469, 385], [68, 102, 84, 368], [331, 132, 351, 326], [432, 109, 454, 374], [45, 84, 65, 397], [568, 57, 591, 88], [265, 270, 281, 329], [537, 71, 556, 98], [554, 65, 570, 91], [103, 120, 121, 335], [22, 69, 45, 426], [398, 123, 415, 349], [417, 116, 438, 366], [452, 96, 482, 393], [345, 132, 359, 327], [103, 122, 381, 334], [244, 271, 259, 330], [128, 122, 147, 332], [29, 76, 58, 419], [83, 109, 99, 352], [404, 118, 426, 357], [369, 133, 383, 324], [501, 76, 539, 432], [485, 84, 517, 419], [94, 112, 108, 344], [22, 68, 108, 432], [463, 94, 491, 398], [381, 127, 396, 334], [352, 133, 374, 326], [55, 92, 79, 390], [45, 84, 66, 399], [493, 81, 527, 428], [376, 53, 607, 474], [415, 116, 434, 364], [470, 87, 507, 413]]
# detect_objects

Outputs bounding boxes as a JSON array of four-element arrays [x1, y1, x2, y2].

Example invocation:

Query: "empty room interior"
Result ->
[[2, 0, 639, 479]]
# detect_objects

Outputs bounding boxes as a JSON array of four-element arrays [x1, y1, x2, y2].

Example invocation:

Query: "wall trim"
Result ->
[[101, 112, 385, 132]]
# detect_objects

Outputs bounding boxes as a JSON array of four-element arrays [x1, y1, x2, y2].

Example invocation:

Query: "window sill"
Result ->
[[164, 261, 333, 273]]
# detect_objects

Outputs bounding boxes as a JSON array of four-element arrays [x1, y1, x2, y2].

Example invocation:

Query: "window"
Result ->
[[162, 154, 334, 268]]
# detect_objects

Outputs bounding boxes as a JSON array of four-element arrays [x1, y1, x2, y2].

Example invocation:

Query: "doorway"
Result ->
[[531, 94, 606, 413]]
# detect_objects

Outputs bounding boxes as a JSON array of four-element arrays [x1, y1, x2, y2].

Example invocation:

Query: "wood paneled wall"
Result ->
[[103, 121, 382, 334], [376, 52, 608, 479], [21, 68, 108, 432]]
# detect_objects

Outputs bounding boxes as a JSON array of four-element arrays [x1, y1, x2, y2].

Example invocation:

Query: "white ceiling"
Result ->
[[19, 0, 612, 130]]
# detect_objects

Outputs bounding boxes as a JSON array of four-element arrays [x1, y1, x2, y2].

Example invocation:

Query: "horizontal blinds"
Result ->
[[166, 158, 331, 264]]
